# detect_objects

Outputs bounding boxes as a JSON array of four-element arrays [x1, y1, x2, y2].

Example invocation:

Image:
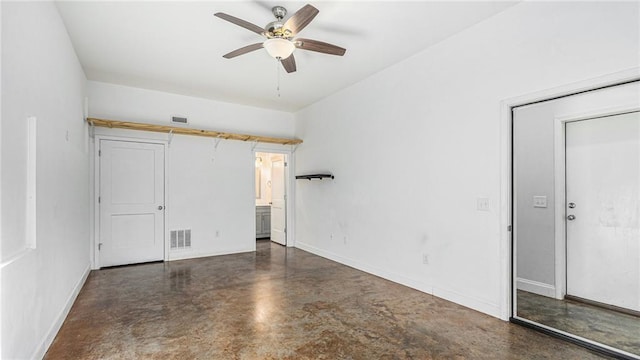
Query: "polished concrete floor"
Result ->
[[517, 290, 640, 356], [46, 241, 610, 359]]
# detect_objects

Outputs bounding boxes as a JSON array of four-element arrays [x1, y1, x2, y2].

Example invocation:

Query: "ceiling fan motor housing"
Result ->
[[266, 6, 291, 38], [265, 21, 291, 38]]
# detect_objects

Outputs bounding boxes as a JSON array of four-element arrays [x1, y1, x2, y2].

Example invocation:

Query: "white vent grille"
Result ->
[[170, 229, 191, 249], [171, 116, 188, 124]]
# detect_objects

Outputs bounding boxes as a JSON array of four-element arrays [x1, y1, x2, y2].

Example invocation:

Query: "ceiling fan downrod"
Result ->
[[272, 6, 286, 20]]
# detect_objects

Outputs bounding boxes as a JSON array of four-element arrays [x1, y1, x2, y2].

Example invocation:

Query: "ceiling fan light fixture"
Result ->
[[263, 38, 295, 60]]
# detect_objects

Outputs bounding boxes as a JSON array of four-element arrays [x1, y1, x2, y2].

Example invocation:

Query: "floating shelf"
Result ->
[[87, 118, 303, 146], [295, 174, 335, 180]]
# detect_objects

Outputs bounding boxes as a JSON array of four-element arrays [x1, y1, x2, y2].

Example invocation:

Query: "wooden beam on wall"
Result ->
[[87, 118, 303, 146]]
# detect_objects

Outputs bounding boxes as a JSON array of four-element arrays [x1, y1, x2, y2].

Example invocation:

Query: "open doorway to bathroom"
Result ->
[[255, 152, 288, 246]]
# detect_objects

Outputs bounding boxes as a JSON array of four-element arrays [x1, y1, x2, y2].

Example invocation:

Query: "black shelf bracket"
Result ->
[[295, 174, 334, 180]]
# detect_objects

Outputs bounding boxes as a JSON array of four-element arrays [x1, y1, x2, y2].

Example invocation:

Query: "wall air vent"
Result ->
[[171, 116, 188, 124], [170, 229, 191, 249]]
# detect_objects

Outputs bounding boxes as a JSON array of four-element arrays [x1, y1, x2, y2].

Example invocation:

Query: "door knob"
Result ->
[[568, 202, 576, 209], [158, 205, 164, 210], [567, 215, 576, 221]]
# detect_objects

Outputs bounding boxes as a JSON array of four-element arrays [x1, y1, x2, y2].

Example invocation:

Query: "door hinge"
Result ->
[[284, 162, 288, 167], [98, 149, 101, 156], [507, 225, 512, 231], [98, 243, 103, 251], [98, 196, 101, 204]]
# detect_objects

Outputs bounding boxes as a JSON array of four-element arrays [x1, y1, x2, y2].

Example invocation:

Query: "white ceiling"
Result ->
[[56, 1, 517, 112]]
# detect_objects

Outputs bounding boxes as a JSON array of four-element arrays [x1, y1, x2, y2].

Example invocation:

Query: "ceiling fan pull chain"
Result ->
[[276, 59, 281, 98]]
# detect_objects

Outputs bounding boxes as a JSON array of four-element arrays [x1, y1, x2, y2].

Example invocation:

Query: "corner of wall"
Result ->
[[31, 265, 91, 360]]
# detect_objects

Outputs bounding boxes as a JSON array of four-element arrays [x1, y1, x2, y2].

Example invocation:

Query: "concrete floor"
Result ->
[[46, 241, 609, 359]]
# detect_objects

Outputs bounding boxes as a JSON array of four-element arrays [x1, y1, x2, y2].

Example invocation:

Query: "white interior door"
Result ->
[[270, 155, 286, 245], [99, 140, 165, 267], [566, 111, 640, 311]]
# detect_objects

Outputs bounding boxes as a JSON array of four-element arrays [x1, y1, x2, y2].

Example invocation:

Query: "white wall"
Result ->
[[88, 82, 295, 263], [294, 1, 640, 318], [1, 2, 90, 359], [88, 81, 295, 138]]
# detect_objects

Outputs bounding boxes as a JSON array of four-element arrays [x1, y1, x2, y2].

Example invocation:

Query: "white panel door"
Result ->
[[270, 155, 286, 246], [99, 140, 165, 267], [566, 111, 640, 311]]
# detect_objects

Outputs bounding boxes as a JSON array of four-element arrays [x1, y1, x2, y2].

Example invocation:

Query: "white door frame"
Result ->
[[500, 67, 640, 321], [253, 145, 296, 247], [93, 135, 169, 268]]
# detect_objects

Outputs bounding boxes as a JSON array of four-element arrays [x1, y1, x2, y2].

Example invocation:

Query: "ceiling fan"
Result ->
[[214, 4, 346, 73]]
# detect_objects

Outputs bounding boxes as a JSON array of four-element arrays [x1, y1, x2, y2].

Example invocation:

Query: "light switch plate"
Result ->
[[533, 196, 547, 208]]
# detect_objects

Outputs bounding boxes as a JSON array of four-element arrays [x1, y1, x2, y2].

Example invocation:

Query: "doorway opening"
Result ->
[[255, 152, 288, 246]]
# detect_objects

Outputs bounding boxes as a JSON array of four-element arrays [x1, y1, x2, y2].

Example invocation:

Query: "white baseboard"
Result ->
[[295, 242, 501, 319], [32, 264, 91, 360], [167, 247, 255, 262], [432, 286, 501, 318], [516, 277, 556, 298], [295, 242, 432, 292]]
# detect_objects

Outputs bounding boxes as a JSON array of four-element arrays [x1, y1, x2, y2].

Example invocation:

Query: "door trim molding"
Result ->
[[92, 135, 168, 269], [499, 67, 640, 320], [253, 145, 295, 248]]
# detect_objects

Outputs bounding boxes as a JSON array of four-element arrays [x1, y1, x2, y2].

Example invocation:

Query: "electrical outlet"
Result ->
[[477, 197, 490, 211], [422, 254, 429, 265]]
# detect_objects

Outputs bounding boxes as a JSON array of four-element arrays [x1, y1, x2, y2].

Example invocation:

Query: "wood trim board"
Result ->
[[87, 118, 303, 145]]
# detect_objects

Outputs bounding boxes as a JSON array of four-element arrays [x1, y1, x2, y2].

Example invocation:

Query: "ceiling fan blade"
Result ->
[[214, 12, 264, 35], [295, 38, 346, 56], [283, 4, 319, 35], [223, 43, 263, 59], [281, 55, 297, 73]]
